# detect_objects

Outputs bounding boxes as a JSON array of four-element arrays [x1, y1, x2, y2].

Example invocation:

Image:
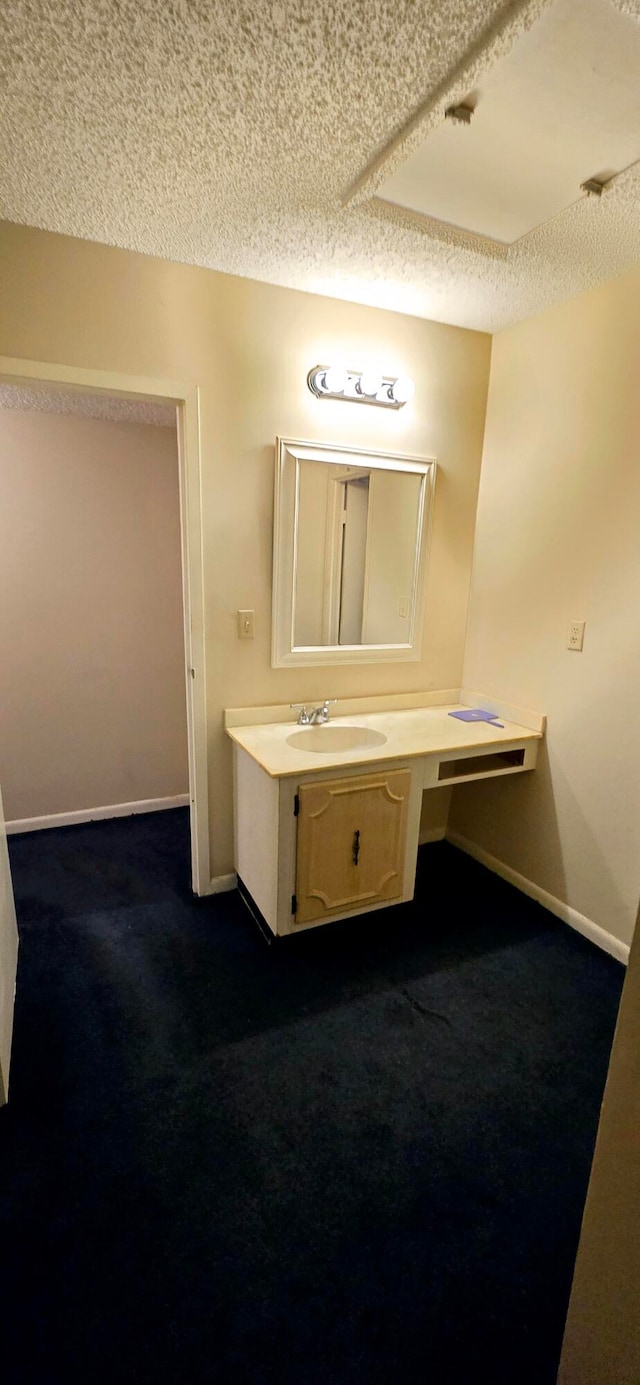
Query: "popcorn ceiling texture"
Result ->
[[0, 385, 175, 427], [1, 0, 639, 332]]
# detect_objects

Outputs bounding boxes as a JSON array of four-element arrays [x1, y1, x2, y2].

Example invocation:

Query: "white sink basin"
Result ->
[[286, 725, 388, 754]]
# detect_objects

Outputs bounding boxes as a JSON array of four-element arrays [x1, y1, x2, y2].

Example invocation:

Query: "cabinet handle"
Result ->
[[353, 829, 360, 866]]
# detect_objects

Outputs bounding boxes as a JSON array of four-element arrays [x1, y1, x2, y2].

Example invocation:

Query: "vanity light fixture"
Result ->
[[391, 374, 416, 404], [307, 365, 415, 409], [359, 369, 382, 398], [323, 365, 348, 394]]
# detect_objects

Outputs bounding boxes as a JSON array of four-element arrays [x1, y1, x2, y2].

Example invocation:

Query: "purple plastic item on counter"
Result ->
[[449, 708, 505, 728]]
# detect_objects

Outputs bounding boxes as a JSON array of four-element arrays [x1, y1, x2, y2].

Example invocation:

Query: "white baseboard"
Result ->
[[418, 826, 447, 846], [207, 872, 238, 895], [446, 829, 630, 965], [6, 794, 190, 835]]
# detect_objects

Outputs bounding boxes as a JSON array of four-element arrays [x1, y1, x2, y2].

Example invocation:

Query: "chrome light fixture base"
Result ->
[[307, 365, 415, 408]]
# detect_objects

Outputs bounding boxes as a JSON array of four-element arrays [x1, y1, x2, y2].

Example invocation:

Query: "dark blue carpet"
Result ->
[[1, 809, 623, 1384]]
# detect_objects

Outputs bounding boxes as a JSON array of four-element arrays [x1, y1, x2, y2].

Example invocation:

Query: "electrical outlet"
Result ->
[[237, 609, 255, 639], [567, 621, 585, 651]]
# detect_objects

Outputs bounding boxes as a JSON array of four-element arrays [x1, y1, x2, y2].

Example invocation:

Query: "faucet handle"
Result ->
[[290, 703, 311, 725], [317, 698, 338, 722]]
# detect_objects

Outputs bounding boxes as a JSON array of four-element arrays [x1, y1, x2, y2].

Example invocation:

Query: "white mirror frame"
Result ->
[[271, 437, 436, 668]]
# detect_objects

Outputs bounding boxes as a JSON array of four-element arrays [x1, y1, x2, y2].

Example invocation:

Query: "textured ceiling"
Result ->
[[0, 384, 175, 427], [1, 0, 640, 332]]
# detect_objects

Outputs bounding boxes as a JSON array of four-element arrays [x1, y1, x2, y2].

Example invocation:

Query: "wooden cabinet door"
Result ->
[[295, 768, 411, 925]]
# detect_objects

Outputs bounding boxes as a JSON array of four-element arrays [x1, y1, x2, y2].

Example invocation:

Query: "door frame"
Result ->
[[0, 356, 210, 896]]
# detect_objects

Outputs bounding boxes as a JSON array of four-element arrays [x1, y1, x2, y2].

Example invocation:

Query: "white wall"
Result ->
[[0, 407, 188, 822], [450, 265, 640, 949]]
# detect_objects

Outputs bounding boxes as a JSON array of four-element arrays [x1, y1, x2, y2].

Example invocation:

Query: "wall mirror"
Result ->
[[272, 438, 435, 667]]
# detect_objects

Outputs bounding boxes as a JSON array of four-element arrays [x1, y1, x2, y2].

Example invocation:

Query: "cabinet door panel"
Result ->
[[295, 769, 411, 925]]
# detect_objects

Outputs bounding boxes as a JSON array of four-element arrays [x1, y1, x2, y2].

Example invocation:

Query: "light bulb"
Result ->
[[391, 375, 415, 404], [323, 365, 347, 395], [359, 370, 382, 397]]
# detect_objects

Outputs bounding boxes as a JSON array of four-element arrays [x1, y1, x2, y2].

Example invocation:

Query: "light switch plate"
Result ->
[[237, 609, 255, 639], [567, 620, 585, 651]]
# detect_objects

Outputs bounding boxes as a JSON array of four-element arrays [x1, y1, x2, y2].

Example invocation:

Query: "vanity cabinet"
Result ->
[[229, 698, 543, 939], [295, 768, 411, 925], [232, 746, 423, 937]]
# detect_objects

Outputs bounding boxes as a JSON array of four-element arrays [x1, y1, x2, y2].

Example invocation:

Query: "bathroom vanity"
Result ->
[[226, 697, 544, 936], [230, 438, 544, 937]]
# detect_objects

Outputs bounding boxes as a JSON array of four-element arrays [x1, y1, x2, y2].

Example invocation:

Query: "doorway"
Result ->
[[0, 357, 209, 895]]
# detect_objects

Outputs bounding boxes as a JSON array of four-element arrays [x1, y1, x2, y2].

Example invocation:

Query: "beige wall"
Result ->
[[0, 223, 492, 877], [558, 901, 640, 1384], [451, 266, 640, 948], [0, 407, 188, 821]]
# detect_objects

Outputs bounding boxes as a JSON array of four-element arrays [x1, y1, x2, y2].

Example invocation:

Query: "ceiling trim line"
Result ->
[[367, 197, 510, 261]]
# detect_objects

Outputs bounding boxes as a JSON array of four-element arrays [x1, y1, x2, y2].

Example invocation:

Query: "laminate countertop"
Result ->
[[226, 704, 543, 779]]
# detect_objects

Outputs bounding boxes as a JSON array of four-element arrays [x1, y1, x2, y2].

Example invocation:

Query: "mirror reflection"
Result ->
[[293, 459, 423, 648]]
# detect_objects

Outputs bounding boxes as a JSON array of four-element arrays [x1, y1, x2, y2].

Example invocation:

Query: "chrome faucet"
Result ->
[[309, 699, 337, 725], [290, 700, 337, 726]]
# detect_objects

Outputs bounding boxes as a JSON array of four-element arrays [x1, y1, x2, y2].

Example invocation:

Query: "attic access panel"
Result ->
[[378, 0, 640, 244]]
